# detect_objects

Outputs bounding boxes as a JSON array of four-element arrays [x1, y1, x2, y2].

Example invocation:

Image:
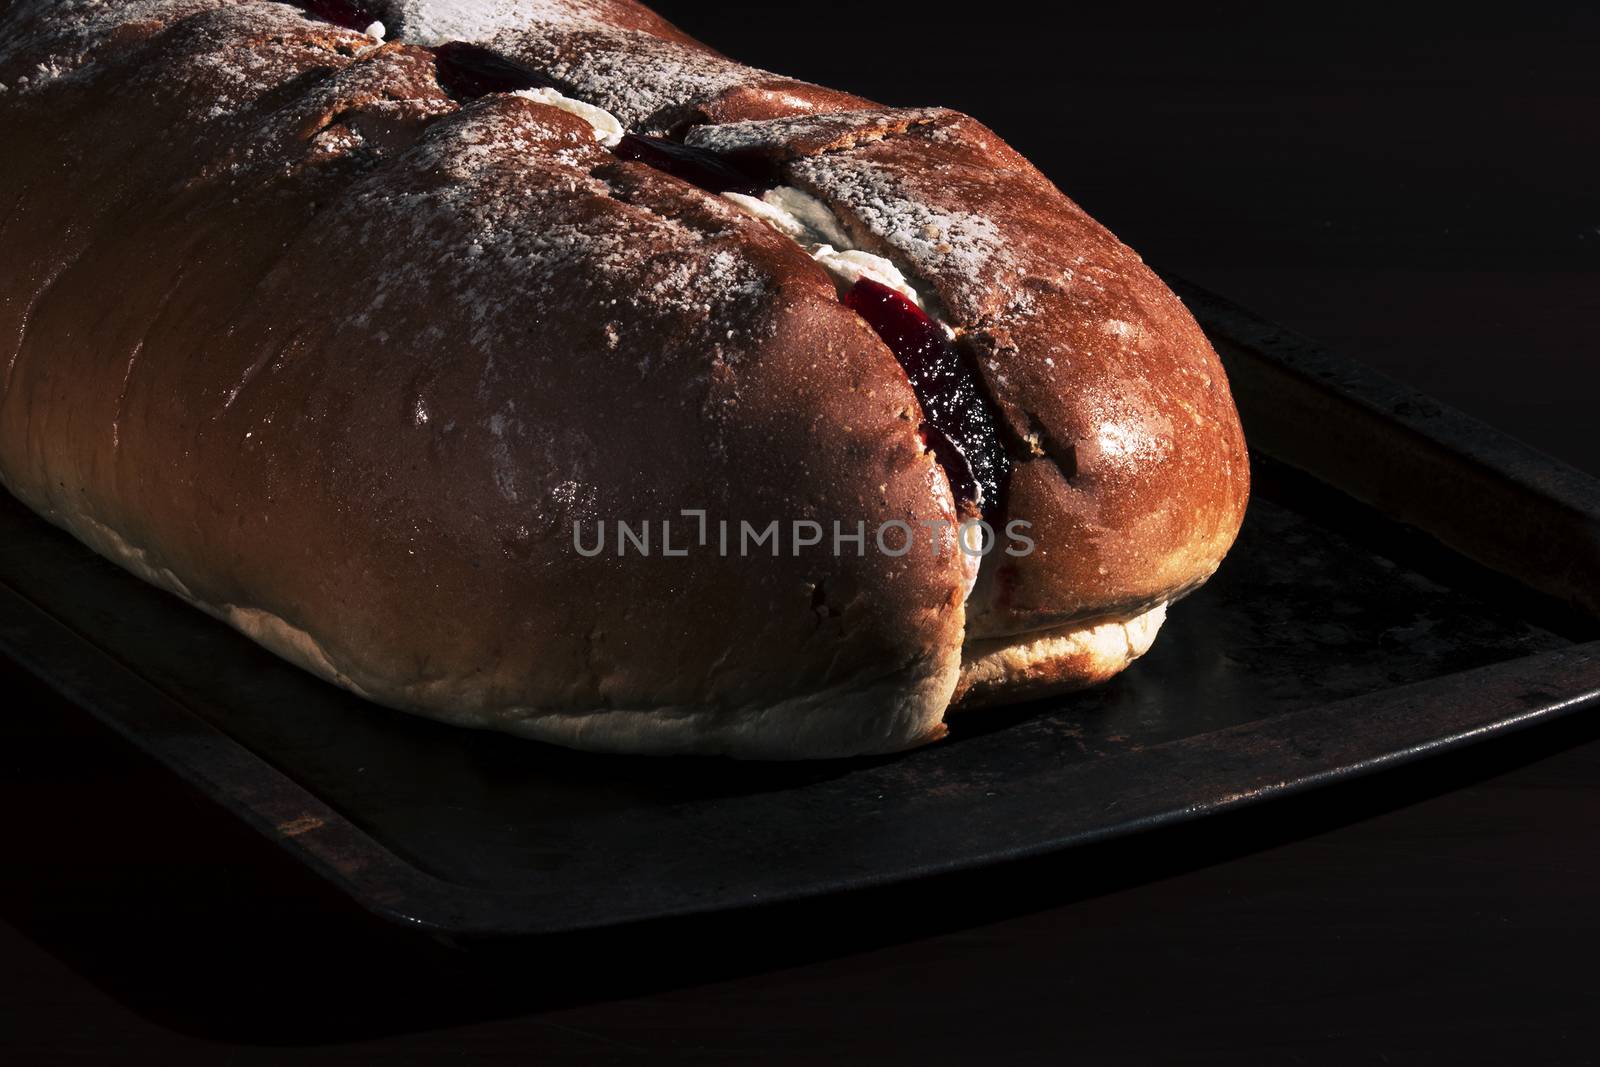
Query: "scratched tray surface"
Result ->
[[2, 287, 1599, 937]]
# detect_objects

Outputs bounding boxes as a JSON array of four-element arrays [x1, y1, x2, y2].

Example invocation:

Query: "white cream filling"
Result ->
[[386, 32, 921, 315], [726, 185, 981, 586], [511, 87, 624, 147], [724, 188, 928, 310], [732, 186, 851, 246]]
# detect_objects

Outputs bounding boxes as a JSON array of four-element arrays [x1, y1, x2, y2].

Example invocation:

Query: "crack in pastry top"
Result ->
[[719, 189, 930, 312], [339, 7, 960, 330], [0, 1, 975, 323], [399, 6, 1011, 512], [0, 0, 879, 363], [387, 1, 766, 131], [4, 0, 1009, 510], [0, 0, 1247, 754], [345, 104, 777, 362]]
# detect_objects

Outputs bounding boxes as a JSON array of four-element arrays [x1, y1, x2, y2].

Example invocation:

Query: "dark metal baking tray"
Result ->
[[3, 281, 1598, 940]]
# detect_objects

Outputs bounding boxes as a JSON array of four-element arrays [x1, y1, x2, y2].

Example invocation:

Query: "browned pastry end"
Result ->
[[0, 0, 1249, 757]]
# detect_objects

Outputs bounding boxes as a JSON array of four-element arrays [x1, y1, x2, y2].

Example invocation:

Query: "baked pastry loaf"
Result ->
[[0, 0, 1249, 758]]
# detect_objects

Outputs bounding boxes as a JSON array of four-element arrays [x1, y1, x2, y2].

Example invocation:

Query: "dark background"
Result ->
[[3, 1, 1598, 1062]]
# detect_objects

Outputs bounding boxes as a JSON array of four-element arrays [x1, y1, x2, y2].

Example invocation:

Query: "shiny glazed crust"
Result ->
[[0, 0, 1249, 757]]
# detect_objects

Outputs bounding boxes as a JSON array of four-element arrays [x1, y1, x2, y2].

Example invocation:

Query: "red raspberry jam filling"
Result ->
[[843, 280, 1008, 512], [285, 12, 1009, 512]]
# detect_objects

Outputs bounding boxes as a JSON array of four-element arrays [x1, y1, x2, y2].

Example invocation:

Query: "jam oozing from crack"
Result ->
[[432, 41, 559, 98], [282, 20, 1003, 511], [613, 135, 769, 198], [299, 0, 383, 31], [843, 279, 1009, 512]]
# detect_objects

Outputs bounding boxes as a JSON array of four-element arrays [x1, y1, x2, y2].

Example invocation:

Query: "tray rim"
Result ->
[[5, 281, 1600, 939]]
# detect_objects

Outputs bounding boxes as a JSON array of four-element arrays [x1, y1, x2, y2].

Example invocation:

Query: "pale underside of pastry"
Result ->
[[0, 0, 1249, 757]]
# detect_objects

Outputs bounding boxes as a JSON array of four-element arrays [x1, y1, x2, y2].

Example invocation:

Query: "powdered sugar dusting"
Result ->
[[0, 0, 231, 89], [787, 155, 1010, 322], [490, 26, 768, 132], [328, 100, 774, 375], [0, 0, 369, 130], [387, 0, 623, 45], [181, 13, 344, 122], [382, 1, 771, 131], [685, 108, 946, 158]]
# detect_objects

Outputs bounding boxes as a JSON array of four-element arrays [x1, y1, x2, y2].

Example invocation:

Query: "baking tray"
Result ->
[[3, 281, 1598, 940]]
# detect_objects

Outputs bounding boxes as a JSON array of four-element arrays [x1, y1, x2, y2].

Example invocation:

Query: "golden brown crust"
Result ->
[[0, 0, 1249, 756], [685, 106, 1250, 658]]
